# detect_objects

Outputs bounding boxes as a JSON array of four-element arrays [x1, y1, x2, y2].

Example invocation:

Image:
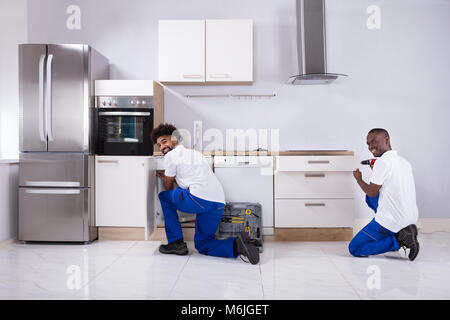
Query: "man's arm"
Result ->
[[353, 169, 381, 198], [157, 171, 176, 190]]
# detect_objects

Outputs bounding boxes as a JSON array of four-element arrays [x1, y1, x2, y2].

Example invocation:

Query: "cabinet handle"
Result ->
[[25, 181, 81, 187], [209, 74, 231, 78], [98, 111, 151, 117], [98, 160, 119, 164], [307, 160, 330, 164], [305, 203, 326, 207], [182, 74, 203, 79], [304, 173, 326, 178], [25, 189, 80, 195]]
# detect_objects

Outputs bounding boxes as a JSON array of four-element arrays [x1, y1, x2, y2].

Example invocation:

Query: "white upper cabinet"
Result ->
[[158, 19, 253, 84], [206, 19, 253, 83], [158, 20, 205, 82]]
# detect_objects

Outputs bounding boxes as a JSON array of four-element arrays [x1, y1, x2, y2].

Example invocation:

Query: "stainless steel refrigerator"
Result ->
[[18, 44, 109, 242]]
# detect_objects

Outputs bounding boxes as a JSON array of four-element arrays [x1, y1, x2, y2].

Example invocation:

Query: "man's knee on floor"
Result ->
[[194, 239, 207, 253], [348, 238, 362, 257]]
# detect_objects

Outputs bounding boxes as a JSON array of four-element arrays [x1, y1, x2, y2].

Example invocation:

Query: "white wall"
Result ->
[[0, 0, 27, 242], [25, 0, 450, 219], [0, 163, 18, 242], [0, 0, 27, 159]]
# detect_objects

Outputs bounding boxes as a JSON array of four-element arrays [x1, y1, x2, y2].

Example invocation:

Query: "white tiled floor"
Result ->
[[0, 232, 449, 300]]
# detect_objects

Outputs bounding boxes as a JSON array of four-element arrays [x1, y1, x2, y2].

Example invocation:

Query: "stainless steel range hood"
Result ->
[[288, 0, 347, 85]]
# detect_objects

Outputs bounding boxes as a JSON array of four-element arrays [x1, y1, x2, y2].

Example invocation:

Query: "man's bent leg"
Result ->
[[349, 218, 399, 257], [158, 189, 184, 244], [194, 203, 236, 258]]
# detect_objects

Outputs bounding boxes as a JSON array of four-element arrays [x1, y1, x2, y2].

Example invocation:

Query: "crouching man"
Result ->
[[349, 128, 420, 261], [151, 123, 259, 264]]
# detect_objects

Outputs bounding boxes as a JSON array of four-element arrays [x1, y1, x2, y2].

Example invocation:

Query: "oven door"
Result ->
[[96, 108, 153, 155]]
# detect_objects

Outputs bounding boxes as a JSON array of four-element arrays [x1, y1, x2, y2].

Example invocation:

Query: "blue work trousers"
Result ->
[[158, 188, 237, 258], [348, 194, 400, 257]]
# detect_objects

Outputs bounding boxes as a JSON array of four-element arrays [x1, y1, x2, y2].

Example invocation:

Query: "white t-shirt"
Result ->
[[370, 150, 419, 232], [163, 145, 225, 204]]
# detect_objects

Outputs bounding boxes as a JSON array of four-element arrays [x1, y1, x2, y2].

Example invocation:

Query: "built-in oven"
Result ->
[[96, 96, 154, 155]]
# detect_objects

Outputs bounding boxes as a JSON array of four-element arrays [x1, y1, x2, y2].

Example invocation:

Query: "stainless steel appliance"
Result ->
[[95, 96, 154, 156], [18, 44, 109, 243], [288, 0, 347, 84]]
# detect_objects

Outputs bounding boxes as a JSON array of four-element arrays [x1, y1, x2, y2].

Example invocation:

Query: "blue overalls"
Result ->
[[348, 194, 400, 257], [158, 188, 237, 258]]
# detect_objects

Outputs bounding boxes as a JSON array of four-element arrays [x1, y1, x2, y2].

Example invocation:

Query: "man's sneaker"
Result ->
[[159, 239, 188, 255], [235, 232, 260, 265], [396, 224, 419, 261]]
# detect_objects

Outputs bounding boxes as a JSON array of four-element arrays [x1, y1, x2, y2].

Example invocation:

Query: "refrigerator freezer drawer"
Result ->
[[18, 187, 91, 242], [19, 153, 93, 188]]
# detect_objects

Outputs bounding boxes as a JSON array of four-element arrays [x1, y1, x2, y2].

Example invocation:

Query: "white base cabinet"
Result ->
[[214, 156, 274, 235], [95, 156, 156, 239], [274, 155, 356, 228]]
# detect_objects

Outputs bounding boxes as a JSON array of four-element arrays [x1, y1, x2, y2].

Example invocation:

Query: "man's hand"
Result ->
[[156, 170, 165, 179], [353, 168, 362, 182], [156, 170, 176, 190], [353, 168, 381, 198]]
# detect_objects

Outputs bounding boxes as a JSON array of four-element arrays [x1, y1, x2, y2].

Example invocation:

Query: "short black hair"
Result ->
[[151, 123, 177, 144], [368, 128, 389, 138]]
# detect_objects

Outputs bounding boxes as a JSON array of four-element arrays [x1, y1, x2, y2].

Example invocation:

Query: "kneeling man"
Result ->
[[350, 128, 419, 261], [151, 123, 259, 264]]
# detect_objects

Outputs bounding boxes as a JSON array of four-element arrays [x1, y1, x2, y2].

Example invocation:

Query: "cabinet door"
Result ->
[[158, 20, 205, 82], [206, 20, 253, 83], [275, 199, 354, 228], [95, 156, 147, 227]]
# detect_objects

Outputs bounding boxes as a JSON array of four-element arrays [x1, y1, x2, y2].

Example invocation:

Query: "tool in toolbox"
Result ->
[[216, 202, 263, 251]]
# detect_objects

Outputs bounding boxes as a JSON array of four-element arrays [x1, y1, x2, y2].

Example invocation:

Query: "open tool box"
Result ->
[[216, 202, 263, 252]]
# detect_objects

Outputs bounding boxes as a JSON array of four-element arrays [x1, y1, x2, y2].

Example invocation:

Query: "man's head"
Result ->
[[367, 128, 391, 157], [151, 123, 179, 155]]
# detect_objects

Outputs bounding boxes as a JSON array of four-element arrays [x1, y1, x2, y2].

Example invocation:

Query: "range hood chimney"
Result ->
[[288, 0, 347, 85]]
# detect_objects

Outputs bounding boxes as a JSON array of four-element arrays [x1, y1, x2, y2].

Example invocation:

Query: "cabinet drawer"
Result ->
[[276, 156, 356, 172], [275, 171, 354, 199], [275, 199, 354, 228]]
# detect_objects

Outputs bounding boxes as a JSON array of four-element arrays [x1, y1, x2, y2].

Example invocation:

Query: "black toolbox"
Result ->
[[216, 202, 263, 251]]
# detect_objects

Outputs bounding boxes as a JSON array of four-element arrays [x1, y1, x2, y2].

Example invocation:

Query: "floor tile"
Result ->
[[1, 232, 449, 300]]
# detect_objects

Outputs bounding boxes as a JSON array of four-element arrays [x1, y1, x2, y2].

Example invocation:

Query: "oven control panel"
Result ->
[[96, 96, 154, 109]]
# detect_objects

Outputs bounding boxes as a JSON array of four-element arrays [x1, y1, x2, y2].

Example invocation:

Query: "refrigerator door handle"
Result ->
[[24, 189, 81, 195], [38, 54, 46, 142], [45, 54, 54, 141], [24, 181, 81, 187]]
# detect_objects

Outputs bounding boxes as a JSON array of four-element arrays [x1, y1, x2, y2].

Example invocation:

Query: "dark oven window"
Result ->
[[96, 108, 153, 155], [101, 115, 144, 143]]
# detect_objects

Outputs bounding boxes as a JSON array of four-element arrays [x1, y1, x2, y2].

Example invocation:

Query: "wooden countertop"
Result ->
[[153, 150, 354, 156]]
